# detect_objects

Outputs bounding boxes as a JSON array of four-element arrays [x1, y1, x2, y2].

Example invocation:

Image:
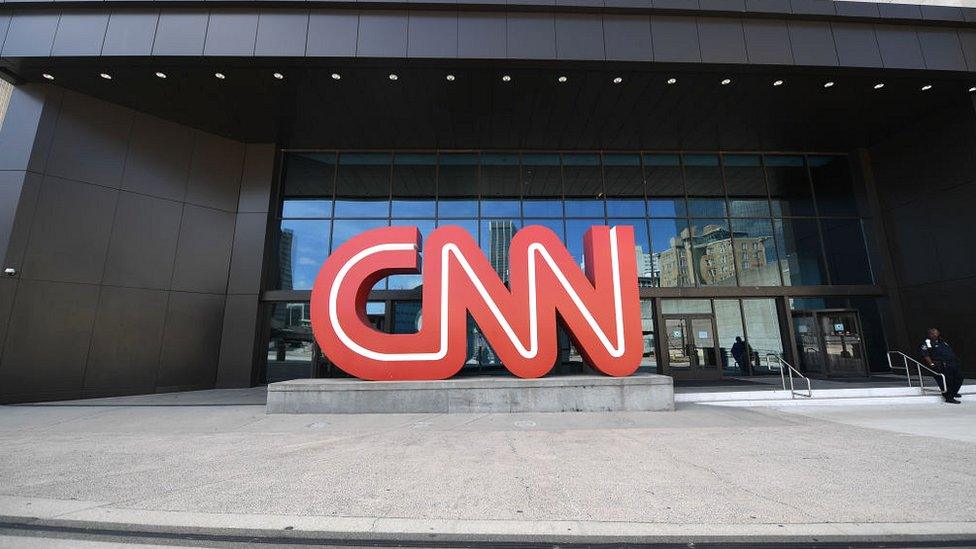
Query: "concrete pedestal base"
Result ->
[[266, 373, 674, 414]]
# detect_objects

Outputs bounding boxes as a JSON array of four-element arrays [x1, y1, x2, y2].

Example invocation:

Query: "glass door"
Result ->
[[664, 314, 720, 380], [791, 309, 868, 377]]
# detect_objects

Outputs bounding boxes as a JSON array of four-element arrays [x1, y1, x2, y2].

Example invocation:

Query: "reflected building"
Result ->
[[655, 225, 772, 286], [489, 220, 517, 281]]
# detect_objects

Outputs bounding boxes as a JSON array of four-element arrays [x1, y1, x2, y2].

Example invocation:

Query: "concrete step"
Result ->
[[678, 384, 976, 408]]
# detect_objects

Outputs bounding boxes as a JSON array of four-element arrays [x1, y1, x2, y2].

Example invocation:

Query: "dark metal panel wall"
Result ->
[[0, 84, 275, 403], [869, 97, 976, 377], [3, 7, 976, 73]]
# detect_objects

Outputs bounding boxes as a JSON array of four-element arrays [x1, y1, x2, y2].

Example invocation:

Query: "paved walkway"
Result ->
[[1, 388, 975, 545]]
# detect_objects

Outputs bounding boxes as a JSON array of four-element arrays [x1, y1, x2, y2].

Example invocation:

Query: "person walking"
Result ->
[[919, 328, 963, 404]]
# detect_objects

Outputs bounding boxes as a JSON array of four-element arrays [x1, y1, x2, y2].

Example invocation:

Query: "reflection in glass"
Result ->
[[773, 218, 827, 285], [282, 199, 331, 219], [282, 153, 335, 198], [565, 219, 603, 269], [730, 218, 782, 286], [639, 299, 657, 371], [522, 153, 562, 217], [649, 218, 694, 287], [648, 199, 687, 217], [661, 298, 711, 314], [604, 154, 644, 216], [331, 219, 388, 252], [334, 152, 390, 217], [821, 218, 873, 284], [387, 219, 435, 290], [742, 298, 783, 374], [687, 198, 727, 218], [809, 155, 861, 216], [723, 154, 766, 197], [392, 153, 436, 217], [278, 220, 330, 290], [267, 302, 317, 382], [438, 153, 479, 217], [438, 219, 479, 245], [688, 218, 737, 286], [683, 154, 723, 196], [713, 299, 746, 375], [523, 218, 565, 241], [609, 218, 652, 287], [729, 199, 770, 217], [480, 153, 521, 217], [645, 154, 683, 197], [481, 219, 520, 281], [766, 155, 814, 217]]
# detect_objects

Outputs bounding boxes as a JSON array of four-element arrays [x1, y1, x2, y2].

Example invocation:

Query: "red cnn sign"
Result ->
[[310, 225, 643, 380]]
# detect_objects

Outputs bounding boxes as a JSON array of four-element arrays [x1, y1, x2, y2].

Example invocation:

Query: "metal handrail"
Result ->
[[764, 353, 812, 399], [886, 350, 946, 395]]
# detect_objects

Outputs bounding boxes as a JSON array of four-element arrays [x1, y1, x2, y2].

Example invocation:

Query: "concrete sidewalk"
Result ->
[[1, 388, 975, 545]]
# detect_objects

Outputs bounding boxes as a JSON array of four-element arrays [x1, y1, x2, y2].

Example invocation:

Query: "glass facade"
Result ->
[[265, 150, 886, 382], [273, 151, 874, 292]]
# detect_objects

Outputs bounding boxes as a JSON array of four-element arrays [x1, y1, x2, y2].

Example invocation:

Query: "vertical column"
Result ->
[[216, 144, 277, 388]]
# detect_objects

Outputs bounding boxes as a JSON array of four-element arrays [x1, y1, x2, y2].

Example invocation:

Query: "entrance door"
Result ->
[[663, 315, 720, 380], [791, 309, 868, 377]]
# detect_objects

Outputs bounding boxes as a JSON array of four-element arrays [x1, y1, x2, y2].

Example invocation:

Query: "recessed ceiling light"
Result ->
[[921, 84, 932, 91], [331, 72, 341, 81], [273, 72, 284, 80], [41, 73, 54, 81], [215, 72, 226, 80], [99, 73, 112, 80], [873, 82, 884, 89], [155, 72, 167, 79], [969, 86, 976, 93], [612, 76, 623, 84], [446, 74, 456, 82], [824, 81, 835, 88], [557, 75, 568, 83], [773, 79, 784, 87], [388, 73, 398, 81], [502, 74, 512, 82], [721, 78, 732, 86], [666, 77, 677, 85]]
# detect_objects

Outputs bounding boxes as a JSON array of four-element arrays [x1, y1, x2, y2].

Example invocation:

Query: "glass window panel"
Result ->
[[689, 218, 737, 286], [687, 198, 727, 218], [607, 199, 646, 217], [523, 218, 565, 242], [480, 153, 520, 197], [522, 152, 563, 217], [278, 220, 330, 290], [809, 155, 862, 217], [741, 298, 784, 373], [392, 301, 423, 334], [331, 219, 389, 253], [639, 299, 657, 371], [267, 302, 316, 382], [644, 153, 684, 197], [438, 153, 479, 212], [565, 219, 603, 269], [765, 155, 814, 217], [648, 198, 687, 217], [603, 154, 644, 205], [438, 219, 480, 245], [334, 152, 390, 217], [821, 218, 873, 284], [562, 154, 603, 217], [387, 220, 436, 290], [773, 218, 827, 285], [649, 218, 694, 287], [730, 218, 782, 286], [391, 153, 436, 217], [848, 297, 889, 372], [729, 199, 771, 217], [282, 153, 335, 198], [609, 218, 652, 287], [481, 219, 520, 282], [683, 153, 724, 197], [438, 199, 478, 218], [713, 299, 746, 376], [723, 154, 766, 197], [481, 199, 520, 218], [282, 199, 331, 219], [661, 298, 711, 315]]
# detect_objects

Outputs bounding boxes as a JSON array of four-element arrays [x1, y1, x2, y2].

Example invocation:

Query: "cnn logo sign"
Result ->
[[310, 225, 644, 380]]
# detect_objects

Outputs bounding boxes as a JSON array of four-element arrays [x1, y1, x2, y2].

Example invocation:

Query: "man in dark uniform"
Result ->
[[919, 328, 963, 404]]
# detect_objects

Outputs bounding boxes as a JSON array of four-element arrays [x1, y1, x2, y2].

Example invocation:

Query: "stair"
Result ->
[[677, 384, 976, 408]]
